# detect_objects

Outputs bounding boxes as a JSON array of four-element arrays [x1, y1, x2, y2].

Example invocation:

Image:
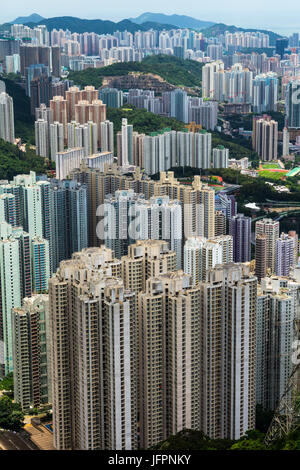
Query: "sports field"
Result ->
[[258, 170, 288, 180], [261, 163, 280, 169]]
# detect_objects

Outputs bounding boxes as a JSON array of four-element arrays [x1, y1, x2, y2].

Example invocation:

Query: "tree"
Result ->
[[230, 439, 267, 450], [151, 429, 234, 450], [0, 372, 13, 392], [0, 138, 46, 180], [256, 404, 274, 433], [230, 430, 267, 450], [0, 396, 24, 431]]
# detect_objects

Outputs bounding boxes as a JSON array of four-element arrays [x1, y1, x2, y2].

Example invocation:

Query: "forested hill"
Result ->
[[68, 55, 204, 89], [24, 16, 176, 34]]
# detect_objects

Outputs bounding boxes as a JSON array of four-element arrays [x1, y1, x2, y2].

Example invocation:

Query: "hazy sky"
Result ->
[[2, 0, 300, 33]]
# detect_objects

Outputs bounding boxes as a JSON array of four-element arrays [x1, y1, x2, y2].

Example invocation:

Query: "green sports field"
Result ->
[[261, 163, 280, 169], [258, 170, 286, 180]]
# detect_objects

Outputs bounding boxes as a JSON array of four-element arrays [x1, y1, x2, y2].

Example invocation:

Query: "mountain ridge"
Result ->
[[129, 12, 215, 30], [4, 14, 282, 45], [12, 13, 44, 24], [22, 16, 176, 34]]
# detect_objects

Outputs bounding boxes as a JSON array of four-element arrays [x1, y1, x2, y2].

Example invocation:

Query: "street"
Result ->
[[0, 430, 38, 450]]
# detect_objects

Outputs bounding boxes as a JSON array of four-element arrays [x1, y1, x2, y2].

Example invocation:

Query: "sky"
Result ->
[[2, 0, 300, 34]]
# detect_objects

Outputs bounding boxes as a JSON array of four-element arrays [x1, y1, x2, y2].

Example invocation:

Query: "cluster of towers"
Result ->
[[5, 163, 299, 450]]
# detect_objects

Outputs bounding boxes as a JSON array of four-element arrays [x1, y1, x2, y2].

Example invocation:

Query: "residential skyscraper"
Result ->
[[74, 99, 106, 140], [285, 80, 300, 129], [104, 191, 182, 268], [50, 121, 64, 161], [170, 88, 189, 123], [121, 240, 177, 294], [117, 118, 133, 166], [55, 147, 85, 180], [0, 193, 18, 227], [51, 46, 61, 78], [200, 263, 257, 439], [35, 118, 49, 158], [99, 87, 123, 108], [138, 271, 202, 447], [184, 235, 233, 284], [275, 232, 295, 277], [255, 234, 267, 282], [212, 146, 229, 168], [5, 54, 20, 74], [100, 120, 114, 153], [202, 60, 224, 98], [188, 99, 218, 130], [257, 275, 300, 410], [0, 222, 22, 376], [275, 37, 288, 58], [49, 248, 138, 450], [17, 172, 43, 238], [256, 219, 280, 273], [67, 121, 98, 156], [223, 63, 253, 104], [30, 236, 50, 293], [12, 294, 52, 411], [230, 213, 251, 262], [47, 179, 88, 272], [49, 95, 68, 138], [254, 118, 278, 161], [215, 210, 227, 236], [282, 127, 290, 157], [0, 92, 15, 144], [253, 72, 278, 114]]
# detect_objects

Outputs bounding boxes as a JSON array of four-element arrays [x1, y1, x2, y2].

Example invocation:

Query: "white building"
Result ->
[[55, 147, 85, 180], [0, 92, 15, 144], [184, 235, 233, 284], [212, 146, 229, 168]]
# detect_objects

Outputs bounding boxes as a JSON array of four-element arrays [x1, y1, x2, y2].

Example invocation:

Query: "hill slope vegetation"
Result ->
[[1, 76, 35, 143], [68, 55, 204, 89]]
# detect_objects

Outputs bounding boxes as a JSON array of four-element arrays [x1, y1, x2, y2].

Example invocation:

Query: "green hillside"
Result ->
[[107, 105, 185, 136], [0, 139, 46, 180], [1, 76, 35, 144], [68, 55, 204, 89], [212, 130, 259, 162]]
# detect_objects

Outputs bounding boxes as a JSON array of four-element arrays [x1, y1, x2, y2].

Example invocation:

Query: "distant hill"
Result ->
[[201, 23, 281, 46], [0, 23, 13, 35], [68, 54, 204, 89], [23, 16, 176, 34], [12, 13, 44, 24], [130, 12, 215, 30]]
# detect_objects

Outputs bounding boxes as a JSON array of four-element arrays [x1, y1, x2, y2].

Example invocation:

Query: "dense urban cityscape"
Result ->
[[0, 3, 300, 456]]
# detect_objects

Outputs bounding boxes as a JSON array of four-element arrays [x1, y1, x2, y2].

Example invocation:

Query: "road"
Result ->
[[0, 430, 38, 450], [220, 184, 241, 194]]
